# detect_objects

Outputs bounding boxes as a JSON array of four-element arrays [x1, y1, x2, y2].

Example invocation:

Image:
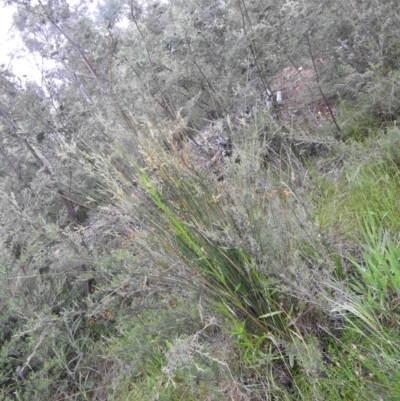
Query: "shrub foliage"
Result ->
[[0, 0, 400, 399]]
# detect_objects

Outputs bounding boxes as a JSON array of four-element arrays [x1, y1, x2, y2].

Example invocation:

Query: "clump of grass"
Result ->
[[327, 214, 400, 400], [313, 159, 400, 235], [73, 102, 400, 399], [135, 145, 290, 336], [86, 111, 355, 398], [353, 213, 400, 315]]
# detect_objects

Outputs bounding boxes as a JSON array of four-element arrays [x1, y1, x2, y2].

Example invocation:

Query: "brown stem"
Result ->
[[38, 0, 108, 93], [0, 106, 80, 223], [0, 145, 22, 182], [305, 34, 342, 137], [238, 0, 271, 91], [130, 14, 177, 121]]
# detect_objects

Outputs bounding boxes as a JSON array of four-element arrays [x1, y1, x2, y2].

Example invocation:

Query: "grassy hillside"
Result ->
[[1, 0, 400, 399]]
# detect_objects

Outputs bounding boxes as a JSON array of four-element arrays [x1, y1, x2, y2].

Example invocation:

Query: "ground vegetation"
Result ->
[[0, 0, 400, 399]]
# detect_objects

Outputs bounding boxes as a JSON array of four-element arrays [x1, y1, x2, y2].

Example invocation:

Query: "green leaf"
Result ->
[[258, 311, 282, 319]]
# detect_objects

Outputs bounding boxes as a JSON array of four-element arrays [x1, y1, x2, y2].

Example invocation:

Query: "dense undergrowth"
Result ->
[[1, 0, 400, 399]]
